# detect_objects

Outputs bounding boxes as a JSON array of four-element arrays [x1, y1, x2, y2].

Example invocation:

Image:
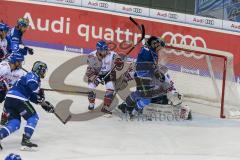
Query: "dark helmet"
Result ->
[[146, 36, 165, 50], [32, 61, 48, 78], [17, 18, 29, 27], [96, 40, 108, 51]]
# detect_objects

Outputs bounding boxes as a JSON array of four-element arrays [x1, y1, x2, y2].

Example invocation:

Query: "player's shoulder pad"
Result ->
[[89, 50, 97, 56], [26, 72, 40, 83]]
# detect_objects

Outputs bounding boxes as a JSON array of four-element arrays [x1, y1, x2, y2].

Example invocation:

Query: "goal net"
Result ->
[[158, 44, 240, 118]]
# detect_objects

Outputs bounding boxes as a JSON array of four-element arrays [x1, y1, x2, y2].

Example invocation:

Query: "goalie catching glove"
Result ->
[[41, 101, 55, 113]]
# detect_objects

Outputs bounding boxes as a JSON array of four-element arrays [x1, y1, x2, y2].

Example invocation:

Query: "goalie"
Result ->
[[117, 36, 192, 120], [85, 40, 124, 115]]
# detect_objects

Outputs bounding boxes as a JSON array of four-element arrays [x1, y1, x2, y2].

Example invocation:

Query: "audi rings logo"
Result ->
[[162, 32, 207, 59], [133, 8, 142, 13], [168, 13, 178, 19], [99, 2, 109, 8], [205, 19, 214, 25]]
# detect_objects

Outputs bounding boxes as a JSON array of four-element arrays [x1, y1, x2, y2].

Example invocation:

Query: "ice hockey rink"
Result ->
[[1, 46, 240, 160]]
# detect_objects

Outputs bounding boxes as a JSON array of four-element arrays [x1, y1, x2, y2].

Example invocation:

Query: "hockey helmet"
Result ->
[[0, 23, 10, 33], [17, 18, 29, 27], [9, 53, 25, 64], [146, 36, 165, 50], [32, 61, 48, 78], [96, 40, 108, 51], [5, 153, 22, 160]]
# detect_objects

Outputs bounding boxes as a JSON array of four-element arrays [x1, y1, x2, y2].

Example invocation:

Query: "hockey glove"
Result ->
[[36, 89, 45, 104], [41, 101, 55, 113], [94, 76, 104, 86], [0, 81, 7, 91], [24, 46, 34, 55]]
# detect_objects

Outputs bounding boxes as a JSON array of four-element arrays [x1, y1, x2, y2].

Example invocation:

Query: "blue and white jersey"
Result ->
[[135, 46, 158, 78], [7, 27, 27, 56], [6, 72, 40, 102]]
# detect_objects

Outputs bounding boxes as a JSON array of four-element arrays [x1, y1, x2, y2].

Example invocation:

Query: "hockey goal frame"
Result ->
[[165, 44, 230, 118]]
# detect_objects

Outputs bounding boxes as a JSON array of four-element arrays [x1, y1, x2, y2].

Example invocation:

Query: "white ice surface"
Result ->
[[0, 47, 240, 160]]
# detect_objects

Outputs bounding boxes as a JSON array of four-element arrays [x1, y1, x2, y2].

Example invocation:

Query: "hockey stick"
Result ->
[[100, 17, 145, 84], [125, 17, 145, 56], [42, 88, 90, 94], [20, 67, 28, 73]]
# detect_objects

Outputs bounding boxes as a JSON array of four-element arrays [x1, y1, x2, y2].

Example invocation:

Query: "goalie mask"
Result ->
[[146, 36, 165, 52], [32, 61, 48, 79]]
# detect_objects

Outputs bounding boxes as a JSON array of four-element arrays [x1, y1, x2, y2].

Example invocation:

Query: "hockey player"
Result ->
[[7, 18, 34, 56], [0, 53, 26, 125], [0, 22, 10, 61], [117, 36, 191, 120], [0, 61, 54, 150], [85, 40, 124, 114], [120, 36, 165, 117]]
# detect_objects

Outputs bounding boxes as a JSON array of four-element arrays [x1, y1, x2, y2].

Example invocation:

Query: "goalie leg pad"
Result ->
[[167, 91, 183, 106], [179, 105, 192, 120], [88, 91, 96, 104]]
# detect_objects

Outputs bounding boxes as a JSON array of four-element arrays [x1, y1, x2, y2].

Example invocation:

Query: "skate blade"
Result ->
[[20, 146, 37, 152]]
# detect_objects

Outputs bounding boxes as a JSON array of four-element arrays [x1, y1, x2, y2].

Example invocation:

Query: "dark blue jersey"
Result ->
[[135, 46, 158, 78]]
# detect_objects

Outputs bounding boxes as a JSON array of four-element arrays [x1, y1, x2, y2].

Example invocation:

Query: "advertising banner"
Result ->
[[1, 1, 240, 76], [82, 0, 115, 12], [150, 9, 186, 23], [47, 0, 82, 6], [114, 3, 149, 17], [186, 14, 222, 28]]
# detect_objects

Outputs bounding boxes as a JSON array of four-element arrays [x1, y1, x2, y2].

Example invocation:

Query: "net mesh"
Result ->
[[158, 44, 240, 118]]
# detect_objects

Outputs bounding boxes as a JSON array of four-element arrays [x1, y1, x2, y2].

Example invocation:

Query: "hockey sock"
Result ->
[[104, 89, 114, 106], [0, 119, 20, 139]]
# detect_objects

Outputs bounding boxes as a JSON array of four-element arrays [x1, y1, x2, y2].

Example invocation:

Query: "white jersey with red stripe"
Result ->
[[86, 50, 118, 77], [0, 61, 26, 87], [0, 38, 9, 60], [100, 51, 117, 75]]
